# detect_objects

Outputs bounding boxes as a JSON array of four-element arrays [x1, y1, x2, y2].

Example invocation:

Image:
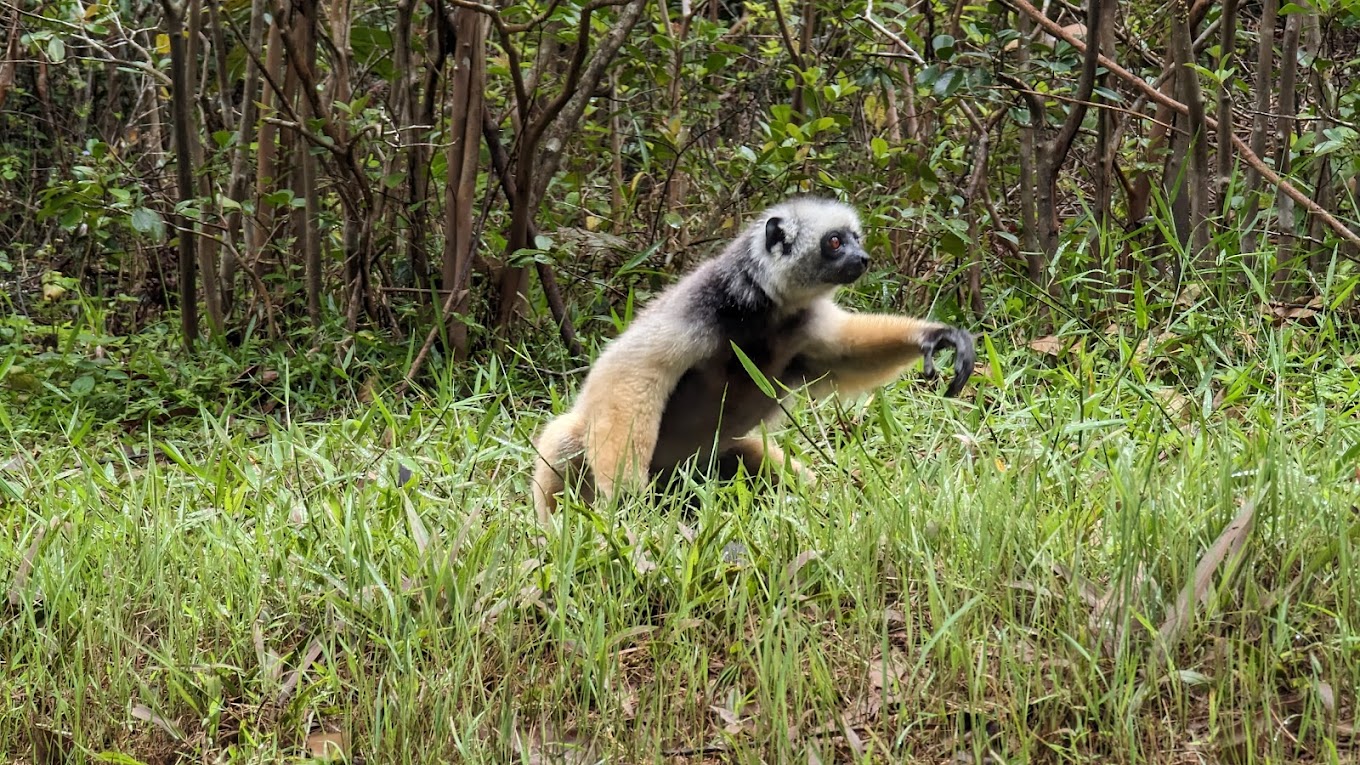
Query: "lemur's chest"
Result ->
[[651, 310, 813, 469]]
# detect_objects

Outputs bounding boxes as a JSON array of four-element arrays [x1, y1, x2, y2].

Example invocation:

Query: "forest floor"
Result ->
[[2, 310, 1359, 764]]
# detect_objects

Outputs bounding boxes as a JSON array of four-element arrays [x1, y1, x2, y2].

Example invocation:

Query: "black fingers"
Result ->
[[922, 325, 976, 398]]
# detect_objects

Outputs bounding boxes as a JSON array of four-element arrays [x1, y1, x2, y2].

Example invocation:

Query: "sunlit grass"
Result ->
[[2, 286, 1359, 764]]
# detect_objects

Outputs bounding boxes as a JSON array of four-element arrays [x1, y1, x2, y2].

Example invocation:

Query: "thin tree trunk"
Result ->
[[0, 9, 18, 112], [960, 104, 990, 316], [392, 0, 428, 293], [493, 0, 648, 335], [1014, 13, 1041, 271], [1240, 0, 1278, 258], [883, 72, 902, 143], [222, 0, 268, 320], [185, 0, 224, 335], [292, 0, 322, 326], [1272, 10, 1301, 296], [252, 20, 286, 284], [1171, 0, 1212, 266], [207, 0, 233, 131], [330, 0, 356, 326], [1215, 0, 1239, 208], [1035, 0, 1104, 266], [442, 9, 487, 357], [162, 0, 199, 348], [482, 109, 585, 359], [1092, 0, 1117, 292], [1303, 5, 1333, 275], [664, 0, 693, 220], [610, 70, 626, 224], [899, 62, 919, 142]]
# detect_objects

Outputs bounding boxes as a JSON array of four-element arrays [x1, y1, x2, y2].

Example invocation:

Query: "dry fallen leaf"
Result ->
[[511, 723, 597, 765], [8, 518, 58, 607], [305, 730, 348, 761], [1263, 298, 1322, 324], [278, 639, 325, 704], [1027, 335, 1065, 356], [1315, 680, 1336, 716], [785, 550, 820, 583], [1154, 501, 1256, 663], [1151, 387, 1192, 420], [131, 704, 184, 740]]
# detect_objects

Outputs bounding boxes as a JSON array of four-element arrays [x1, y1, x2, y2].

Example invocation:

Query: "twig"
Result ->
[[987, 83, 1178, 131], [863, 0, 925, 64]]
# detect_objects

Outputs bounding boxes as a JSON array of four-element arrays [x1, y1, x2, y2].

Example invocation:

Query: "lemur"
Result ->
[[530, 196, 976, 521]]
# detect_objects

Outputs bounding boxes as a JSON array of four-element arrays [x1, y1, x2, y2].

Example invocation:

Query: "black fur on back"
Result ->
[[649, 256, 813, 473]]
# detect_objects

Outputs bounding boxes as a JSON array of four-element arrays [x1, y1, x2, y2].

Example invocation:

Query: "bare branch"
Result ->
[[863, 0, 925, 64]]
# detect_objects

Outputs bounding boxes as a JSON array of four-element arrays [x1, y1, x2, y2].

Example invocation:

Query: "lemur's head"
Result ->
[[751, 196, 870, 304]]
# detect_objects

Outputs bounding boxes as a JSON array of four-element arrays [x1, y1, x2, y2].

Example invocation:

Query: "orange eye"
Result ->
[[830, 236, 841, 249]]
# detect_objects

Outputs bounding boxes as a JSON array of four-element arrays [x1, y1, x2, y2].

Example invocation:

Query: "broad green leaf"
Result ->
[[70, 375, 95, 396], [130, 208, 165, 240]]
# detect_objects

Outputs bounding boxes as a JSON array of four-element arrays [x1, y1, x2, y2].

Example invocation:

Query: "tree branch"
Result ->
[[483, 108, 585, 359], [1050, 0, 1104, 175]]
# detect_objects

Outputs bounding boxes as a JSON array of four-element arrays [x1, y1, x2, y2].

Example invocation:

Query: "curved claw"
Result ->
[[922, 325, 977, 398]]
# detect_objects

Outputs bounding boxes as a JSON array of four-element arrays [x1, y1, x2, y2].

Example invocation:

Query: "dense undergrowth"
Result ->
[[2, 254, 1360, 763]]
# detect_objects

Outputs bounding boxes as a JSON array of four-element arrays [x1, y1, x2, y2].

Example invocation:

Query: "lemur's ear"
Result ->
[[764, 216, 796, 255]]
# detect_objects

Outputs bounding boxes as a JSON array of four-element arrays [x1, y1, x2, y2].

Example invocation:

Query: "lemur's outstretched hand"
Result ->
[[921, 325, 976, 398]]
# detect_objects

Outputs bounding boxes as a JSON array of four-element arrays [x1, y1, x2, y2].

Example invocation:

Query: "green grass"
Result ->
[[2, 300, 1359, 764]]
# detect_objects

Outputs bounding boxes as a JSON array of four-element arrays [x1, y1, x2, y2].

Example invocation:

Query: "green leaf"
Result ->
[[1315, 139, 1346, 155], [70, 375, 95, 396], [533, 234, 555, 250], [871, 136, 889, 159], [47, 36, 66, 64], [264, 190, 296, 207], [932, 68, 961, 99], [932, 34, 955, 59], [939, 230, 967, 257], [1093, 85, 1125, 102], [130, 208, 166, 240]]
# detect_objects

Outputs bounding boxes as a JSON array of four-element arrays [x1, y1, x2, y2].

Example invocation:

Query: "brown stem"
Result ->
[[1271, 10, 1302, 294], [483, 109, 585, 359], [161, 0, 199, 348], [1215, 0, 1239, 202]]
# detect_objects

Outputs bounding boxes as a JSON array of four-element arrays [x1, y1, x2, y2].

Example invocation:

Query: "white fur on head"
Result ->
[[757, 196, 862, 258], [747, 196, 865, 305]]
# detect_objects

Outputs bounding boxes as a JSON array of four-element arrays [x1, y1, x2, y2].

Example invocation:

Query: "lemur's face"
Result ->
[[760, 201, 869, 299], [815, 227, 869, 284]]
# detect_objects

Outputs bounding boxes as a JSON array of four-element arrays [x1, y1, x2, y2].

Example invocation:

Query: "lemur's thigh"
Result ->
[[531, 412, 593, 524]]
